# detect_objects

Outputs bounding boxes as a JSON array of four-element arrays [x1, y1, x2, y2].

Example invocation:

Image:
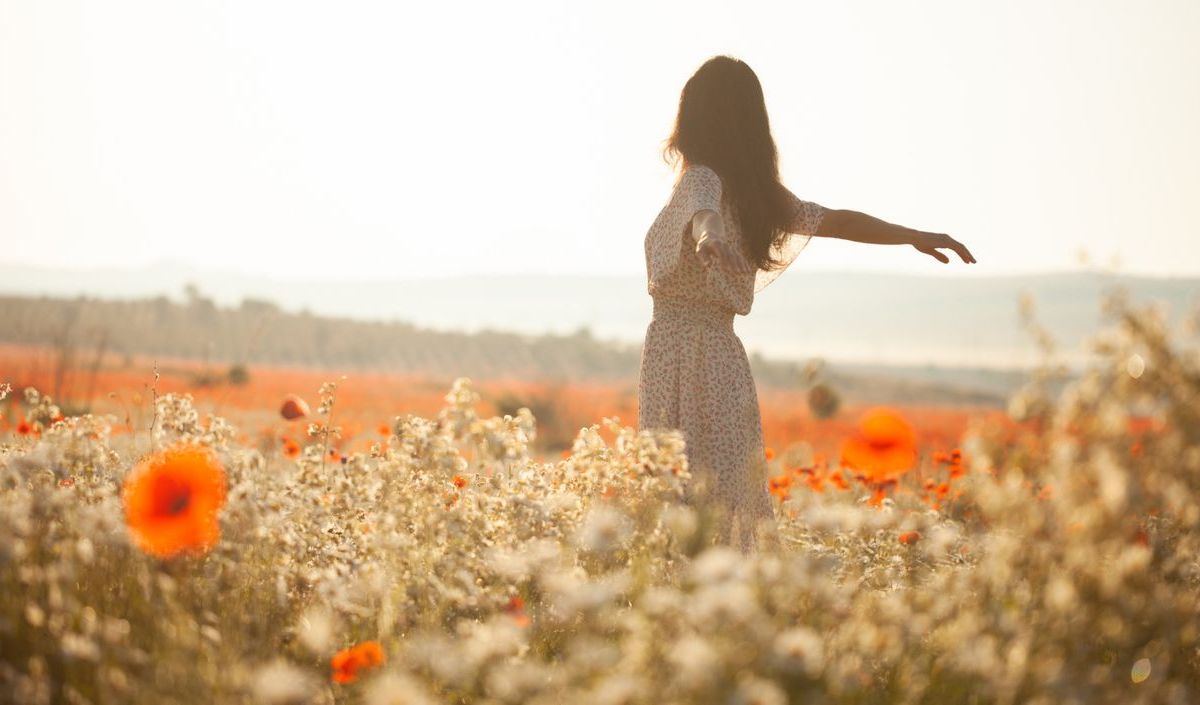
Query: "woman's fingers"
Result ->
[[698, 238, 755, 275], [923, 233, 977, 265], [937, 234, 976, 264], [918, 245, 949, 263]]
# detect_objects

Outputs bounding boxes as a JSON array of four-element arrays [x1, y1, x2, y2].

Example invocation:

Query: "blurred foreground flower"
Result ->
[[121, 442, 227, 559], [252, 659, 318, 705], [840, 407, 917, 483], [332, 640, 386, 684]]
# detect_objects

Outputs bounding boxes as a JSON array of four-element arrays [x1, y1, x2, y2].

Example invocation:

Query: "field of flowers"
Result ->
[[1, 291, 1198, 704], [0, 340, 997, 464]]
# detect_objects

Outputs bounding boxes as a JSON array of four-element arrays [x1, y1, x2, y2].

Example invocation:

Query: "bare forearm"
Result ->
[[816, 209, 916, 245], [815, 208, 977, 264]]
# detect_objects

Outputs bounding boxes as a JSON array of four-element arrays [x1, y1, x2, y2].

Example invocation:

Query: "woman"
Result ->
[[638, 55, 975, 553]]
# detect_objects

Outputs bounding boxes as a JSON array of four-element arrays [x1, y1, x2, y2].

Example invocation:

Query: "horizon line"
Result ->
[[2, 259, 1198, 284]]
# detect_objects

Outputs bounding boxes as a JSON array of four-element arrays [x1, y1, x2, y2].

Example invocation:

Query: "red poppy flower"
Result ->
[[331, 640, 386, 684], [122, 442, 227, 559], [840, 407, 917, 483], [280, 394, 310, 420], [768, 473, 793, 500], [503, 595, 531, 627]]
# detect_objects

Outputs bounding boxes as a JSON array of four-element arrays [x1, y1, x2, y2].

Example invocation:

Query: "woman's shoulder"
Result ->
[[679, 162, 720, 185], [673, 163, 723, 203]]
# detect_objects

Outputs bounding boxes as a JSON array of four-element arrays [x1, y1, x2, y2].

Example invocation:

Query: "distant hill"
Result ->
[[0, 262, 1196, 369]]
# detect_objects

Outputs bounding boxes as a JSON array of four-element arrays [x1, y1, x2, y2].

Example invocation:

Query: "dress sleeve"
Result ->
[[678, 164, 724, 243], [753, 185, 827, 294]]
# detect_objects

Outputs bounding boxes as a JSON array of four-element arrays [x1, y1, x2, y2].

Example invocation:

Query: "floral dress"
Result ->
[[638, 163, 825, 551]]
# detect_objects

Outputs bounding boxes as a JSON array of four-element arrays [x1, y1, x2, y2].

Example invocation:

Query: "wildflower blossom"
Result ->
[[840, 407, 917, 483], [362, 672, 437, 705], [574, 504, 633, 554], [503, 595, 530, 627], [768, 473, 792, 500], [296, 606, 336, 654], [331, 640, 386, 684], [772, 626, 825, 678], [280, 394, 310, 420], [121, 442, 227, 559], [253, 659, 317, 704]]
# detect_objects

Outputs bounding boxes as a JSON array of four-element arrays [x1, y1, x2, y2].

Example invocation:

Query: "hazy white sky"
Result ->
[[2, 0, 1198, 281]]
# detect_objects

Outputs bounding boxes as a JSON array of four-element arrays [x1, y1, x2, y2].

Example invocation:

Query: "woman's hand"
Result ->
[[910, 230, 976, 264], [697, 234, 753, 275]]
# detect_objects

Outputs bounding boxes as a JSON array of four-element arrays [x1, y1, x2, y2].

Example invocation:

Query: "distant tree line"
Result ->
[[0, 289, 820, 389]]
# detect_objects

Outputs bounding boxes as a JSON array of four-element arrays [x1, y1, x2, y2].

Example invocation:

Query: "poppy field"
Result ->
[[0, 340, 999, 472], [1, 292, 1198, 704]]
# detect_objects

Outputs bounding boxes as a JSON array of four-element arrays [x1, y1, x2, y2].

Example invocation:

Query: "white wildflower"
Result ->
[[252, 659, 316, 705], [667, 634, 721, 690], [295, 606, 336, 655], [688, 546, 746, 586], [582, 674, 645, 705], [729, 675, 787, 705], [920, 523, 961, 561], [60, 633, 100, 662], [660, 504, 699, 544], [574, 504, 633, 554], [363, 671, 438, 705], [690, 582, 760, 625], [483, 660, 556, 702], [1044, 575, 1076, 612], [772, 626, 825, 678]]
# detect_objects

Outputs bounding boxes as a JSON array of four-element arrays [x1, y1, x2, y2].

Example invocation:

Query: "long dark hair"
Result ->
[[662, 55, 793, 275]]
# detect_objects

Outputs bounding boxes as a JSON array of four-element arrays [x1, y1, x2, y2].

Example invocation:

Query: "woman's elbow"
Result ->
[[815, 208, 853, 238]]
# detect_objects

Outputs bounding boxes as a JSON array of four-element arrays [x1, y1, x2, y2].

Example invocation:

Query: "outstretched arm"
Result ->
[[814, 209, 976, 264]]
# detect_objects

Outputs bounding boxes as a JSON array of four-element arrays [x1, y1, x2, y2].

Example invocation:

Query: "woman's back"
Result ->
[[644, 163, 826, 315], [643, 164, 755, 315]]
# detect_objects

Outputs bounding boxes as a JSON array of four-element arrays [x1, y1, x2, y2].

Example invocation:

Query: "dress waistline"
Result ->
[[651, 296, 735, 327]]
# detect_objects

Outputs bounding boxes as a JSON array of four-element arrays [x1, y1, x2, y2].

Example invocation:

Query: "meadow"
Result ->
[[1, 290, 1197, 704]]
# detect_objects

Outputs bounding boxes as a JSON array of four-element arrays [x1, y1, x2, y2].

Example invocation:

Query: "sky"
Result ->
[[2, 0, 1198, 282]]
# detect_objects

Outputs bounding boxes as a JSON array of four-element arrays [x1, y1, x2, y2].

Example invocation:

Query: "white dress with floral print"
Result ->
[[638, 163, 825, 551]]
